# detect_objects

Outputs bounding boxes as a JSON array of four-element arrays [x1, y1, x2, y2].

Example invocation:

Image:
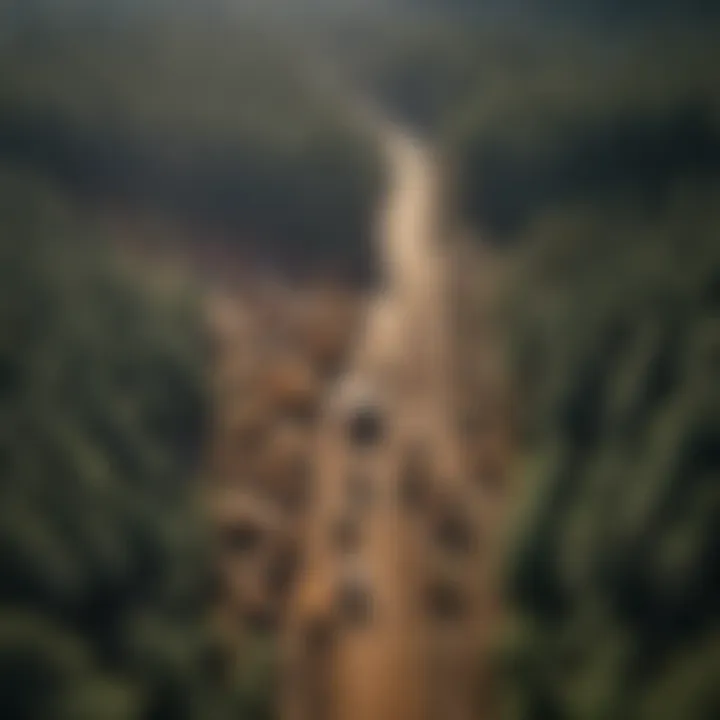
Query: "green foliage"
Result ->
[[503, 184, 720, 720], [230, 635, 278, 720], [0, 172, 260, 719], [447, 32, 720, 241], [323, 16, 483, 134], [479, 28, 720, 720], [0, 14, 382, 280], [396, 0, 720, 26]]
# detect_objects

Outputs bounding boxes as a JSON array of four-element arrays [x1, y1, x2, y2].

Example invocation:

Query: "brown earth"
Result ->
[[279, 123, 516, 720], [128, 106, 517, 719]]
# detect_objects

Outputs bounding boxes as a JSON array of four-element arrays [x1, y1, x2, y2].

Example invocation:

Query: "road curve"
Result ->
[[282, 106, 486, 720]]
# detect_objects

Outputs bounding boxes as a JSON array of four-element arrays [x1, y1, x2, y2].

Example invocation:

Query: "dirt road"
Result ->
[[281, 101, 497, 720]]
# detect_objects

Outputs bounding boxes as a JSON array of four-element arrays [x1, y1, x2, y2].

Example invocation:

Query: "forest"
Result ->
[[0, 5, 382, 280], [0, 0, 718, 718]]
